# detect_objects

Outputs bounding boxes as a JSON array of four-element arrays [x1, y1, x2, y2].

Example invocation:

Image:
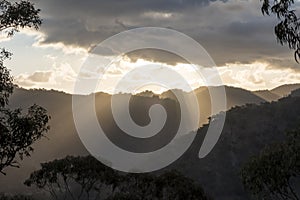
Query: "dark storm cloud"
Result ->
[[31, 0, 297, 66], [126, 49, 186, 66], [33, 0, 227, 47]]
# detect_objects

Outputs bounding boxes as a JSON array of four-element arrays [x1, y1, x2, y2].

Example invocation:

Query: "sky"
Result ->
[[1, 0, 300, 94]]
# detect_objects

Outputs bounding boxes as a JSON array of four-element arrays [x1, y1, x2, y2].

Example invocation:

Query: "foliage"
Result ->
[[25, 156, 211, 200], [0, 0, 42, 36], [112, 171, 210, 200], [240, 128, 300, 200], [0, 194, 34, 200], [0, 104, 50, 175], [261, 0, 300, 62], [24, 155, 120, 200], [0, 0, 49, 175], [0, 48, 13, 108]]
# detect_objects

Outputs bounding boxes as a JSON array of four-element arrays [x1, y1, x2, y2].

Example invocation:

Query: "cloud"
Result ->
[[218, 62, 300, 90], [14, 64, 77, 93], [32, 0, 212, 48], [11, 0, 300, 94], [14, 56, 300, 94], [27, 0, 298, 66], [27, 71, 52, 82]]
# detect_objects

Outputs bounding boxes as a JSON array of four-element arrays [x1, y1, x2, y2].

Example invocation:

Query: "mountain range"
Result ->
[[0, 84, 300, 199]]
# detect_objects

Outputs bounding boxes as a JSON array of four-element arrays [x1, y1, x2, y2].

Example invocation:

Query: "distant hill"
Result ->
[[0, 84, 299, 199], [271, 83, 300, 97], [253, 90, 280, 102], [251, 84, 300, 102], [161, 86, 265, 109], [161, 86, 265, 125]]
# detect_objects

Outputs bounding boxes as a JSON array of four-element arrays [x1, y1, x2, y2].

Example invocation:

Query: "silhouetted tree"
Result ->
[[112, 171, 211, 200], [0, 0, 50, 175], [0, 0, 42, 35], [24, 156, 120, 200], [240, 128, 300, 200], [25, 156, 211, 200], [262, 0, 300, 62]]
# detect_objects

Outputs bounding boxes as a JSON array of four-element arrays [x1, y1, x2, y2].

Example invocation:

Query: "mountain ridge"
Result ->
[[1, 84, 300, 199]]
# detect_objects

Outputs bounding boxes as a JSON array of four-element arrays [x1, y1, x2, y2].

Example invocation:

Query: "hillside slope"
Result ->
[[169, 95, 300, 200], [0, 86, 290, 197]]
